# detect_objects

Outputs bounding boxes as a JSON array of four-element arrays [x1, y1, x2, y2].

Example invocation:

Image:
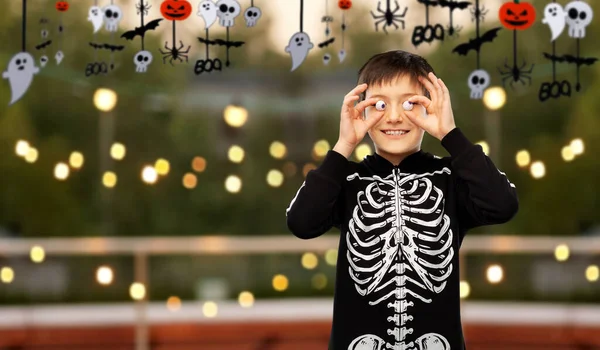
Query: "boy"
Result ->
[[286, 50, 518, 349]]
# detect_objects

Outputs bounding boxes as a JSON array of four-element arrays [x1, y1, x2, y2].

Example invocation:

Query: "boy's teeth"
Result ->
[[385, 130, 407, 135]]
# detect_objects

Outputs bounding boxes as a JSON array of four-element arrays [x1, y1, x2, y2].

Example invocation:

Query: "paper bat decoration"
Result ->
[[36, 40, 53, 50], [318, 37, 335, 48], [453, 27, 501, 55], [197, 37, 245, 48], [438, 0, 470, 10], [89, 42, 125, 51], [121, 18, 162, 40], [543, 53, 598, 65]]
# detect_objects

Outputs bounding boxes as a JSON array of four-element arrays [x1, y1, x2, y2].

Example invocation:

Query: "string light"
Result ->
[[129, 282, 146, 300], [266, 169, 284, 187], [223, 105, 248, 127], [313, 140, 330, 159], [30, 246, 45, 263], [228, 145, 245, 163], [272, 274, 289, 292], [202, 301, 218, 318], [96, 266, 114, 285], [54, 162, 70, 180], [515, 150, 530, 167], [141, 166, 158, 184], [530, 161, 545, 179], [69, 151, 84, 169], [192, 156, 206, 172], [570, 138, 584, 155], [270, 141, 287, 159], [554, 244, 569, 261], [167, 296, 182, 311], [110, 143, 126, 160], [15, 140, 29, 157], [183, 173, 197, 189], [25, 147, 38, 163], [238, 291, 255, 308], [586, 265, 599, 282], [301, 253, 318, 270], [561, 146, 575, 162], [1, 267, 15, 283], [486, 264, 503, 284], [103, 172, 117, 188], [225, 175, 242, 193], [155, 159, 170, 175]]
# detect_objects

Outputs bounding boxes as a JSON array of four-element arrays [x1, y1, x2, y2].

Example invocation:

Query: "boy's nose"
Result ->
[[386, 105, 403, 123]]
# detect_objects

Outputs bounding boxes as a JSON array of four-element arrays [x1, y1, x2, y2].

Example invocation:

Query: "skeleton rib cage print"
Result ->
[[346, 168, 453, 350]]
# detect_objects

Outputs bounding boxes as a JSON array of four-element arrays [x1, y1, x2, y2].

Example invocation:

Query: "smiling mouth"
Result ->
[[505, 19, 528, 25], [382, 129, 410, 136], [167, 12, 185, 17]]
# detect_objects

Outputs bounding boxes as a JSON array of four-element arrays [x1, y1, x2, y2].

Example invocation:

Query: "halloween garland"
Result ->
[[318, 0, 336, 65], [86, 0, 125, 77], [36, 18, 52, 68], [371, 0, 408, 34], [338, 0, 351, 62], [3, 0, 40, 106], [538, 0, 596, 101], [453, 0, 501, 99], [195, 0, 221, 74], [497, 0, 536, 88], [412, 0, 444, 46], [55, 1, 68, 65], [159, 0, 192, 65], [285, 0, 314, 71], [215, 0, 245, 67], [121, 0, 163, 73], [440, 0, 471, 38]]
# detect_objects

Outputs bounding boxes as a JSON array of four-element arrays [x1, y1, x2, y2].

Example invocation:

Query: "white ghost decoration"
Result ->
[[244, 6, 261, 27], [55, 51, 64, 65], [88, 6, 103, 33], [564, 0, 593, 39], [103, 4, 123, 32], [197, 0, 218, 29], [216, 0, 241, 27], [338, 49, 347, 63], [39, 55, 49, 68], [467, 69, 490, 99], [134, 50, 153, 73], [542, 3, 566, 41], [285, 32, 314, 72], [323, 53, 331, 66], [2, 52, 40, 106]]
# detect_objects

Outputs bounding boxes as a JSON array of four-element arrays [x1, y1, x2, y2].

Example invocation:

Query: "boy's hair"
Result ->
[[357, 50, 435, 100]]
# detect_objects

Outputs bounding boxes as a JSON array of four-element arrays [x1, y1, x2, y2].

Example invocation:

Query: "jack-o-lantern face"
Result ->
[[160, 0, 192, 21], [55, 1, 69, 12], [338, 0, 352, 10], [499, 1, 536, 30]]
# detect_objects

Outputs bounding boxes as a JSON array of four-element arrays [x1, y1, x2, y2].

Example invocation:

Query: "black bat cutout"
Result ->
[[438, 0, 470, 9], [543, 53, 598, 66], [453, 27, 501, 55], [416, 0, 439, 6], [121, 18, 163, 40], [318, 37, 335, 48], [89, 42, 125, 51], [35, 40, 52, 50], [197, 37, 245, 48]]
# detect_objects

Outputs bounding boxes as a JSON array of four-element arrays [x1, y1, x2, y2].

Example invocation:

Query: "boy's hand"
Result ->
[[334, 83, 385, 158], [403, 72, 456, 141]]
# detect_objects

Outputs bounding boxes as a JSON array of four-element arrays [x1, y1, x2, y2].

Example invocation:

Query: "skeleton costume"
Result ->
[[286, 128, 518, 350]]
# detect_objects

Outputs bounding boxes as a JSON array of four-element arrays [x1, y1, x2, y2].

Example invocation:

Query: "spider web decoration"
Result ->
[[412, 0, 444, 46], [36, 18, 52, 68], [538, 0, 596, 102], [85, 0, 125, 77], [3, 0, 40, 106], [452, 0, 501, 99], [285, 0, 314, 71], [159, 0, 192, 65], [318, 0, 336, 65], [371, 0, 408, 34], [54, 1, 67, 65], [497, 0, 536, 89], [121, 0, 162, 73], [338, 0, 352, 62]]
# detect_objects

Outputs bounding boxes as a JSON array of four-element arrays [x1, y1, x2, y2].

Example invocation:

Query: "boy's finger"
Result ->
[[403, 110, 427, 130], [343, 95, 360, 108], [407, 95, 431, 109], [345, 83, 368, 98], [355, 97, 378, 112], [419, 75, 438, 103]]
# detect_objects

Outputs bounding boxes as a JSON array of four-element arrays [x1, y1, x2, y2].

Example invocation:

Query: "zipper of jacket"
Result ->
[[393, 165, 404, 350]]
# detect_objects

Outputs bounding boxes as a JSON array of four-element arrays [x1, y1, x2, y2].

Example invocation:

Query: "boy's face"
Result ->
[[364, 74, 426, 164]]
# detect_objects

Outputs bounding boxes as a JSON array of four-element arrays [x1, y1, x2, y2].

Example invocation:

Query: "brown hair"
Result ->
[[357, 50, 435, 100]]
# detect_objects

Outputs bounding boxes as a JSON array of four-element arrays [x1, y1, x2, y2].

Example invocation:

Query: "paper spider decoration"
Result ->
[[121, 0, 163, 73], [371, 0, 408, 34], [160, 0, 192, 65], [285, 0, 314, 71]]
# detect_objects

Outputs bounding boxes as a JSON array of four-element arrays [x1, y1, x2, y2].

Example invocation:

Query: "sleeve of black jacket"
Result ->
[[286, 150, 348, 240], [441, 128, 519, 238]]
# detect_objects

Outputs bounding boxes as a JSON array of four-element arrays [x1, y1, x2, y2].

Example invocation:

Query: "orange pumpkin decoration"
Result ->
[[338, 0, 352, 10], [160, 0, 192, 21], [55, 1, 69, 12], [498, 1, 536, 30]]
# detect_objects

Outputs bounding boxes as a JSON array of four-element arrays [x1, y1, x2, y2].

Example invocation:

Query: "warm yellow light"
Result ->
[[301, 252, 318, 270], [476, 141, 489, 155], [129, 282, 146, 300], [585, 265, 599, 282], [69, 151, 84, 169], [223, 105, 248, 127], [203, 301, 218, 318], [238, 291, 255, 308], [325, 249, 338, 266], [155, 158, 170, 175], [561, 146, 575, 162], [15, 140, 29, 157], [102, 171, 117, 188], [25, 147, 38, 163], [570, 138, 584, 155], [141, 166, 158, 184], [1, 267, 15, 283], [312, 273, 328, 290], [530, 161, 545, 179], [483, 86, 506, 110], [460, 281, 470, 299], [182, 173, 197, 189], [225, 175, 242, 193], [228, 145, 245, 163], [282, 161, 297, 177], [270, 141, 287, 159], [354, 143, 372, 161], [486, 264, 503, 284], [167, 296, 181, 311], [272, 274, 289, 292], [54, 162, 69, 180], [313, 140, 331, 158], [110, 143, 126, 160], [554, 244, 569, 261], [93, 88, 118, 112], [302, 163, 317, 177], [192, 156, 206, 172], [516, 150, 530, 167], [266, 169, 284, 187], [96, 266, 114, 285], [30, 245, 45, 263]]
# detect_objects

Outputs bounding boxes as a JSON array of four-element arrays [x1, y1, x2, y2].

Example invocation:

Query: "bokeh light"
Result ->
[[69, 151, 84, 169], [228, 145, 245, 163], [54, 162, 70, 180], [516, 150, 530, 167], [102, 172, 117, 188], [530, 161, 545, 179], [141, 166, 158, 184], [554, 244, 569, 261], [224, 105, 248, 127], [1, 267, 14, 284], [238, 291, 255, 308], [25, 147, 38, 163], [167, 296, 181, 311], [96, 266, 113, 285], [155, 158, 170, 175], [486, 264, 503, 284], [110, 143, 126, 160], [192, 156, 207, 172], [354, 143, 372, 161], [225, 175, 242, 193], [301, 252, 318, 270], [266, 169, 284, 187], [183, 173, 197, 189], [483, 86, 506, 110], [272, 274, 289, 292], [270, 141, 287, 159], [129, 282, 146, 300]]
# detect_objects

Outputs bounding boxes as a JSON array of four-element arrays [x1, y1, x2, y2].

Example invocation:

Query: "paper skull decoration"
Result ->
[[103, 4, 123, 32], [499, 1, 536, 30], [244, 6, 261, 27], [564, 1, 593, 38], [55, 1, 69, 12], [134, 51, 153, 73], [338, 0, 352, 10], [216, 0, 241, 27], [468, 69, 490, 99], [160, 0, 192, 21]]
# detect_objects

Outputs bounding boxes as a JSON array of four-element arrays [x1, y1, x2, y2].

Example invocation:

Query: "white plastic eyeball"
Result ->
[[375, 100, 386, 111], [402, 100, 414, 111]]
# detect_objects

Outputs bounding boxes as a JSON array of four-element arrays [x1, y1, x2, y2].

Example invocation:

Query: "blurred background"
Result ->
[[0, 0, 599, 349]]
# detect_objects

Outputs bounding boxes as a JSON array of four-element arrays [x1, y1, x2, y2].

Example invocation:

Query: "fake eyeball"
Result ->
[[375, 100, 386, 111], [402, 100, 414, 111]]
